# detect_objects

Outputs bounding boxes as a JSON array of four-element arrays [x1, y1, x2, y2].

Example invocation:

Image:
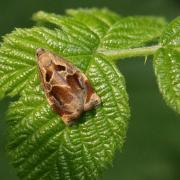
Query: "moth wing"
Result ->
[[82, 76, 101, 111]]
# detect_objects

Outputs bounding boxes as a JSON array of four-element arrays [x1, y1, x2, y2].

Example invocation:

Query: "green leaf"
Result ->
[[153, 17, 180, 114], [0, 8, 169, 180], [0, 10, 167, 98], [0, 9, 130, 180], [66, 8, 122, 39], [7, 54, 129, 179], [67, 9, 166, 50], [98, 16, 166, 50], [34, 10, 167, 59]]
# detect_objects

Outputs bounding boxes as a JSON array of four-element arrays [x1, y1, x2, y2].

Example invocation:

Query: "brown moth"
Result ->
[[36, 48, 101, 125]]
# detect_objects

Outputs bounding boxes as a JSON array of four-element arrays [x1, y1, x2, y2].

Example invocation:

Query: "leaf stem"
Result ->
[[97, 45, 161, 60]]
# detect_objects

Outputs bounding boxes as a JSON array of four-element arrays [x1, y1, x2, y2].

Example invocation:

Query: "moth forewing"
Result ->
[[36, 48, 101, 125]]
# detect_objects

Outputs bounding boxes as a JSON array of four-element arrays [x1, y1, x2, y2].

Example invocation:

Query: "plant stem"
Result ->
[[97, 45, 161, 60]]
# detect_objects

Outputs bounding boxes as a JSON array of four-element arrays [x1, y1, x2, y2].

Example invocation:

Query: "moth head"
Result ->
[[36, 48, 45, 57], [36, 48, 53, 69]]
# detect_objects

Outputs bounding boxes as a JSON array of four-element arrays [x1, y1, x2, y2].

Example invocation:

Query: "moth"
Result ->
[[36, 48, 101, 125]]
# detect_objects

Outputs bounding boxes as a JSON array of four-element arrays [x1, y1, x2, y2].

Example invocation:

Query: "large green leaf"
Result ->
[[67, 9, 166, 50], [153, 17, 180, 114], [7, 55, 129, 179], [0, 9, 166, 98], [0, 8, 168, 180]]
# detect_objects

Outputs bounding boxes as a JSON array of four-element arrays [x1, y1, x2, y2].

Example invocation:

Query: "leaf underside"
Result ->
[[0, 8, 168, 180]]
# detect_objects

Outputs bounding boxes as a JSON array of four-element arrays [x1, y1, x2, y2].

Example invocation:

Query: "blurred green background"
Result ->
[[0, 0, 179, 180]]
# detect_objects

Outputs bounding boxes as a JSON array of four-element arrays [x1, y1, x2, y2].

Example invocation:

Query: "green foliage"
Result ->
[[67, 9, 166, 50], [153, 17, 180, 114], [0, 8, 179, 180]]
